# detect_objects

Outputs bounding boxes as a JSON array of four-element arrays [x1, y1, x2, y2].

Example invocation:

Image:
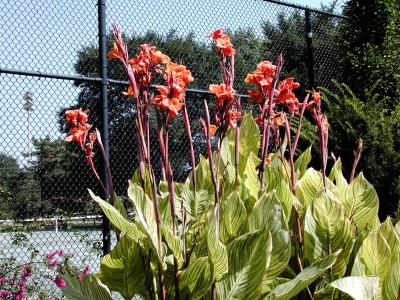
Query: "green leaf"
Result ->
[[249, 190, 291, 279], [330, 276, 379, 300], [396, 221, 400, 237], [328, 158, 348, 192], [207, 208, 228, 280], [100, 235, 148, 299], [61, 273, 112, 300], [294, 146, 312, 180], [89, 190, 144, 241], [179, 257, 214, 299], [182, 156, 214, 219], [132, 166, 153, 198], [220, 191, 247, 243], [296, 168, 335, 209], [216, 229, 272, 300], [342, 173, 379, 231], [239, 112, 260, 157], [127, 181, 159, 254], [352, 218, 400, 286], [243, 152, 261, 200], [304, 191, 354, 277], [382, 251, 400, 300], [161, 224, 184, 268], [314, 276, 379, 300], [265, 251, 340, 300]]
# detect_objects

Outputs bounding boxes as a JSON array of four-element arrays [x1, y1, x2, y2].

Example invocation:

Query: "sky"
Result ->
[[0, 0, 344, 166]]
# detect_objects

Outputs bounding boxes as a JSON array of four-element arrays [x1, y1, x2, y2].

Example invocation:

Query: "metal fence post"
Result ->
[[305, 9, 316, 89], [98, 0, 111, 255]]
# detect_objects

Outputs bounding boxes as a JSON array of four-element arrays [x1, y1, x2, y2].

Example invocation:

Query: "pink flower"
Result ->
[[0, 290, 11, 297], [54, 277, 67, 288], [0, 275, 6, 286], [82, 265, 90, 275], [77, 274, 83, 281]]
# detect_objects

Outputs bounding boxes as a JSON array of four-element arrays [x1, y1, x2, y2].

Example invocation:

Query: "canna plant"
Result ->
[[61, 26, 400, 300]]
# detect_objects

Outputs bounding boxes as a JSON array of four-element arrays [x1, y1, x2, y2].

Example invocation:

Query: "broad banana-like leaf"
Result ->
[[328, 158, 348, 192], [157, 181, 183, 224], [89, 190, 145, 241], [396, 221, 400, 237], [111, 193, 127, 239], [131, 166, 153, 198], [296, 168, 335, 209], [330, 276, 379, 300], [238, 112, 260, 157], [216, 229, 272, 299], [207, 208, 228, 280], [127, 181, 159, 252], [161, 224, 184, 268], [181, 156, 214, 218], [220, 191, 247, 244], [382, 251, 400, 300], [304, 191, 354, 277], [269, 173, 293, 221], [219, 133, 236, 184], [243, 152, 261, 200], [341, 173, 379, 231], [265, 251, 340, 300], [61, 273, 112, 300], [179, 257, 214, 300], [294, 146, 312, 180], [352, 218, 400, 286], [261, 277, 290, 296], [100, 235, 148, 299], [249, 190, 291, 279]]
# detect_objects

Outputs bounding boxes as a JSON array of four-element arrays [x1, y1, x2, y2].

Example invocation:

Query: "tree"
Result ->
[[0, 153, 40, 219], [341, 0, 400, 105], [326, 0, 400, 217]]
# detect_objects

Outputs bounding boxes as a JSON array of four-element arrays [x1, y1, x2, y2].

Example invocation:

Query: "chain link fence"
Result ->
[[0, 0, 347, 297]]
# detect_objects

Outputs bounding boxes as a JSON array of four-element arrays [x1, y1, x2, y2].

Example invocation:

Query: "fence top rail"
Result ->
[[263, 0, 350, 20]]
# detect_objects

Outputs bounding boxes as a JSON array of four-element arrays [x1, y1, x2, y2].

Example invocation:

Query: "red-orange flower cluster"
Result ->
[[209, 29, 235, 57], [126, 44, 170, 87], [306, 89, 321, 113], [208, 83, 236, 110], [152, 62, 193, 119], [64, 109, 91, 149], [245, 61, 277, 103], [276, 77, 301, 115]]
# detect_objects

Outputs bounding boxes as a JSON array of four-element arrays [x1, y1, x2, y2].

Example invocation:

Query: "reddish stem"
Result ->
[[203, 100, 219, 206], [350, 139, 363, 183], [182, 105, 197, 188]]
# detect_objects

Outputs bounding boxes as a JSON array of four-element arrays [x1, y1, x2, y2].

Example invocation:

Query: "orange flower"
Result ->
[[276, 77, 300, 114], [209, 29, 235, 57], [209, 83, 236, 108], [152, 62, 192, 119], [65, 123, 91, 149], [127, 44, 170, 87], [307, 89, 322, 113], [215, 35, 235, 57], [245, 61, 277, 95], [209, 124, 218, 136], [122, 86, 134, 97], [209, 29, 224, 39], [65, 109, 89, 127], [273, 113, 285, 127], [227, 110, 241, 128], [107, 42, 125, 61], [166, 63, 194, 87], [247, 89, 263, 103], [257, 61, 277, 77], [266, 153, 274, 165]]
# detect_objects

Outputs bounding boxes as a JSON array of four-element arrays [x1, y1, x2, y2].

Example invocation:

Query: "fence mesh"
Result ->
[[0, 0, 346, 297]]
